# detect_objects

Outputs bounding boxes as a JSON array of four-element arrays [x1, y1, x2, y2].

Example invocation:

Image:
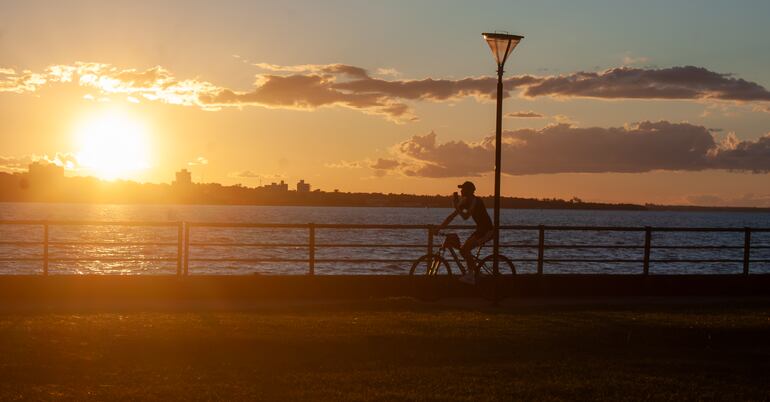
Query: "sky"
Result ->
[[1, 0, 769, 206]]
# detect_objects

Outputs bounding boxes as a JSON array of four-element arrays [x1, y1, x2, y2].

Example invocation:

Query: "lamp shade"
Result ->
[[482, 32, 524, 66]]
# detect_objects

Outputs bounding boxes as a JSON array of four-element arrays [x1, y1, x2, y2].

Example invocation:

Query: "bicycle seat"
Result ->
[[441, 233, 462, 248]]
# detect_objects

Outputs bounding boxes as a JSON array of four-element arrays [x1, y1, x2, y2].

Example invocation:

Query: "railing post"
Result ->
[[308, 223, 315, 275], [643, 226, 652, 275], [183, 222, 190, 276], [537, 225, 545, 275], [427, 225, 434, 257], [176, 221, 183, 276], [743, 227, 751, 276], [42, 222, 49, 276]]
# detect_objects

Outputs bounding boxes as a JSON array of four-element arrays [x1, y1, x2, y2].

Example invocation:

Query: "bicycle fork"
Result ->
[[428, 248, 447, 275]]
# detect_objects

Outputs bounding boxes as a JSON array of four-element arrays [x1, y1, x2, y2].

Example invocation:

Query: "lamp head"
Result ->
[[482, 32, 524, 67]]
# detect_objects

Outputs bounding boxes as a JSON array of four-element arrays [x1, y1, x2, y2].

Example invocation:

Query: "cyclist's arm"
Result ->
[[457, 197, 474, 220], [436, 210, 459, 231]]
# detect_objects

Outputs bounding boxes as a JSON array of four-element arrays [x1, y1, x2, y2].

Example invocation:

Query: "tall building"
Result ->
[[264, 180, 289, 192], [296, 179, 311, 193], [173, 169, 192, 186]]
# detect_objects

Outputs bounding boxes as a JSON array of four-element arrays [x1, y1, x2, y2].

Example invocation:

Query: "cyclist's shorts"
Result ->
[[464, 228, 494, 249]]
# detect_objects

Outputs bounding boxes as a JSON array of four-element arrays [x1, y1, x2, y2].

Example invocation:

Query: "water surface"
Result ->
[[1, 203, 769, 275]]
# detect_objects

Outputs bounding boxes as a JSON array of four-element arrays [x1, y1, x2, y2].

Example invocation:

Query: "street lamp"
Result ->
[[482, 32, 523, 274]]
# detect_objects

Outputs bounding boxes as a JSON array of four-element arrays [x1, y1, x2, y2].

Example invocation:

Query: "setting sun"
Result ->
[[74, 110, 151, 180]]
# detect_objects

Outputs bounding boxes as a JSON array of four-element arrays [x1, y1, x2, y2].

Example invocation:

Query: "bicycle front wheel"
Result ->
[[409, 254, 452, 276], [477, 254, 516, 275]]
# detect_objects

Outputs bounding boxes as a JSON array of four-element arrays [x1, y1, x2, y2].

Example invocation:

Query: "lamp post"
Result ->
[[482, 32, 523, 274]]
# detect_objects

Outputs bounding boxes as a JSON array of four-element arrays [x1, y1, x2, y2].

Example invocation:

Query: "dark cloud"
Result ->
[[506, 111, 544, 118], [3, 63, 769, 122], [370, 158, 400, 170], [711, 133, 770, 172], [254, 63, 370, 79], [331, 65, 770, 105], [199, 74, 413, 122], [334, 76, 498, 101], [393, 131, 492, 177], [386, 122, 770, 177], [520, 66, 770, 102]]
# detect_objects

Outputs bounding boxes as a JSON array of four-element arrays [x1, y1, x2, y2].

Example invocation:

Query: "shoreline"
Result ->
[[3, 200, 770, 214]]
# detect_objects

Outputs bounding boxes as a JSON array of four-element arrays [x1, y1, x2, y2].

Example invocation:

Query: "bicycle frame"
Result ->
[[411, 232, 515, 277], [435, 235, 486, 275]]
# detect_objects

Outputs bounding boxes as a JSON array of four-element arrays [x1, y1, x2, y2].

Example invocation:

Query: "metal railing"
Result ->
[[1, 220, 769, 275]]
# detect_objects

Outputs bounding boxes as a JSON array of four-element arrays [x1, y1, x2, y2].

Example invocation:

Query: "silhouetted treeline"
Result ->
[[2, 171, 768, 212]]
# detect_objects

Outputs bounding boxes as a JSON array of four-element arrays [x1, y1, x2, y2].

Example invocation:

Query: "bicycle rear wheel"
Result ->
[[409, 254, 452, 276], [477, 254, 516, 275]]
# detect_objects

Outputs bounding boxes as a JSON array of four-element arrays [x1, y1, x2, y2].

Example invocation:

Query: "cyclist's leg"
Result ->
[[460, 232, 483, 273]]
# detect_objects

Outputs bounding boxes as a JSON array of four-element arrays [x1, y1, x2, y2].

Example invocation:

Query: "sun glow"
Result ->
[[75, 111, 151, 180]]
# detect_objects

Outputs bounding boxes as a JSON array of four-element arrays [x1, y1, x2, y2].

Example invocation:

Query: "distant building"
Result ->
[[296, 179, 310, 193], [173, 169, 192, 186], [27, 162, 63, 184], [264, 180, 289, 192]]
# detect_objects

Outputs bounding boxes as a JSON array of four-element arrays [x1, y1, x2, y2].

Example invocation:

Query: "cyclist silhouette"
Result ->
[[434, 181, 494, 283]]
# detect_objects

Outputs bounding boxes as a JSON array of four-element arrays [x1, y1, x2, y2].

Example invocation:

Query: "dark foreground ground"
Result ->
[[1, 297, 769, 401]]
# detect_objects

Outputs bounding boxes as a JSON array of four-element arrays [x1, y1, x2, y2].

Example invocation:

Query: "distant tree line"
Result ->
[[2, 171, 768, 212]]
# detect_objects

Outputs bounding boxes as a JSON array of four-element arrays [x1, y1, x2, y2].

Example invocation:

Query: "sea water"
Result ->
[[1, 203, 769, 275]]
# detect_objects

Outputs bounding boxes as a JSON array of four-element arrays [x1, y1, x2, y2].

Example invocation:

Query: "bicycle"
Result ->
[[409, 231, 516, 277]]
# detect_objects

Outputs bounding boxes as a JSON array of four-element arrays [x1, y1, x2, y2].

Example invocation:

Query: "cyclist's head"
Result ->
[[457, 181, 476, 196]]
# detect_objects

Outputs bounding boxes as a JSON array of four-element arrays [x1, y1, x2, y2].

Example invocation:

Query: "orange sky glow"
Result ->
[[1, 1, 769, 207]]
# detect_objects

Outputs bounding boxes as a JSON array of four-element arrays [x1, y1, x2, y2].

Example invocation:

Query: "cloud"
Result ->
[[324, 160, 365, 169], [45, 153, 80, 170], [187, 156, 209, 166], [375, 67, 400, 77], [710, 132, 770, 172], [0, 153, 80, 173], [200, 73, 416, 122], [2, 62, 769, 122], [0, 155, 31, 172], [519, 66, 770, 102], [506, 111, 544, 118], [370, 158, 400, 170], [621, 53, 650, 66], [254, 63, 370, 79], [552, 114, 576, 124], [383, 122, 770, 177]]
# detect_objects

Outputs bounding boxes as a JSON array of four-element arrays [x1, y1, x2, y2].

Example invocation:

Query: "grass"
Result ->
[[1, 298, 769, 401]]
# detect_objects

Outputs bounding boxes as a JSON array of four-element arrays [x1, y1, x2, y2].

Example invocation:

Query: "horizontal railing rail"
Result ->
[[0, 220, 769, 275]]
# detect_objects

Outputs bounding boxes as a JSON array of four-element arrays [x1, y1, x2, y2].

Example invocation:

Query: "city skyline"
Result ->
[[1, 0, 769, 207]]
